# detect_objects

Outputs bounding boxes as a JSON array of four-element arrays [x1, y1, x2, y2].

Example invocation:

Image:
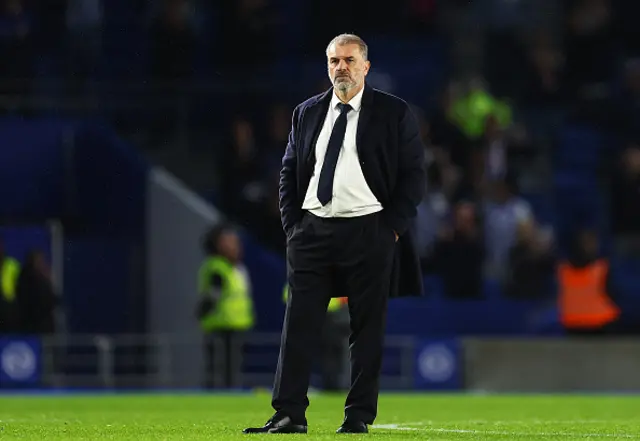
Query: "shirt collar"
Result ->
[[331, 86, 364, 112]]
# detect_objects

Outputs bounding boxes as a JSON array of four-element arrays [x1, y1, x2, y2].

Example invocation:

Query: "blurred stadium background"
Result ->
[[1, 0, 640, 398]]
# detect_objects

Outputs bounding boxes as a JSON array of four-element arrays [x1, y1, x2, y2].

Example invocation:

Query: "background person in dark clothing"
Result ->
[[434, 202, 484, 299], [610, 145, 640, 257], [147, 0, 195, 145], [505, 218, 555, 299], [16, 249, 57, 335]]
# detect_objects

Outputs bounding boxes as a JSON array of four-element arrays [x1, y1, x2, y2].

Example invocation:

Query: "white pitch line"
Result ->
[[374, 424, 420, 431], [378, 419, 634, 426], [427, 428, 639, 439], [0, 417, 78, 424], [466, 419, 633, 425], [373, 423, 640, 438]]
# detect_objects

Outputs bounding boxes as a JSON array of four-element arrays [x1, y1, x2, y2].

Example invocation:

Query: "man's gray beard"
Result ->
[[334, 79, 354, 93]]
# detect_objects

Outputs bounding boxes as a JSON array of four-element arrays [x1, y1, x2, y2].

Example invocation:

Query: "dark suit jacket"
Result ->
[[279, 84, 426, 297]]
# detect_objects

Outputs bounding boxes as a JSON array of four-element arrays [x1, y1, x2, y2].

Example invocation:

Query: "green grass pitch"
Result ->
[[0, 392, 638, 440]]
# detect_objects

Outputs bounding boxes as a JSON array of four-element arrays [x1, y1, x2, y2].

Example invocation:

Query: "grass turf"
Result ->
[[0, 392, 638, 440]]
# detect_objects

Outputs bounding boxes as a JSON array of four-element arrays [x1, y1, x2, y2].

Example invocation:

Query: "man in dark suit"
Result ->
[[244, 33, 425, 434]]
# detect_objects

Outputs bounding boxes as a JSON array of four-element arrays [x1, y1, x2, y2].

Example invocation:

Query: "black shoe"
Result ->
[[243, 414, 308, 434], [336, 420, 368, 433]]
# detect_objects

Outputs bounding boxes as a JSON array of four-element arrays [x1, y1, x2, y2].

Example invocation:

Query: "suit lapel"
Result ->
[[356, 84, 374, 158], [302, 88, 332, 167]]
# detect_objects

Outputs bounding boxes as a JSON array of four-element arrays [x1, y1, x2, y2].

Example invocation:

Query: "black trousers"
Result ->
[[320, 309, 349, 391], [272, 211, 395, 425]]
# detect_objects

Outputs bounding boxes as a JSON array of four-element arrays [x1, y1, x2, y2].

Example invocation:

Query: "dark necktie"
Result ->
[[317, 103, 352, 205]]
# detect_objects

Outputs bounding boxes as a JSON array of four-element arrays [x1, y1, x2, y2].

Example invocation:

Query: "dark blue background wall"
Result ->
[[0, 118, 148, 335]]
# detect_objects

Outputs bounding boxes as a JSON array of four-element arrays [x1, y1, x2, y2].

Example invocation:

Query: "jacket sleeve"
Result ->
[[385, 104, 426, 236], [279, 105, 302, 236]]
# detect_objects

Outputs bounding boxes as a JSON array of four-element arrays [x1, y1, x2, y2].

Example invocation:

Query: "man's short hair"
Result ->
[[326, 33, 368, 61]]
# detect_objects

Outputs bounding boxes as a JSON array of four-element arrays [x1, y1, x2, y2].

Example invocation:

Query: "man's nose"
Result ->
[[336, 60, 349, 71]]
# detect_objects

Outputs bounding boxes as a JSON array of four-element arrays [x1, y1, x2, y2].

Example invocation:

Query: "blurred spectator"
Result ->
[[149, 0, 195, 84], [429, 83, 473, 173], [475, 114, 539, 190], [563, 0, 615, 101], [433, 202, 484, 299], [263, 102, 290, 175], [448, 78, 512, 141], [478, 0, 529, 99], [520, 36, 566, 109], [419, 107, 463, 198], [518, 34, 567, 154], [610, 145, 640, 257], [0, 0, 34, 104], [415, 162, 451, 271], [219, 116, 263, 221], [249, 169, 286, 255], [414, 108, 464, 270], [218, 0, 279, 68], [504, 218, 555, 299], [403, 0, 437, 35], [477, 114, 534, 181], [65, 0, 103, 95], [483, 177, 534, 279], [558, 230, 621, 336], [239, 102, 293, 254], [196, 224, 255, 388], [474, 115, 507, 184], [614, 60, 640, 140], [0, 238, 20, 334], [148, 0, 195, 145], [16, 250, 58, 335]]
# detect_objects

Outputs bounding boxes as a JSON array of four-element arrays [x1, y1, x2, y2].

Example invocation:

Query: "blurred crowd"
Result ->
[[0, 0, 437, 94], [217, 0, 640, 317], [1, 0, 640, 311], [414, 0, 640, 304]]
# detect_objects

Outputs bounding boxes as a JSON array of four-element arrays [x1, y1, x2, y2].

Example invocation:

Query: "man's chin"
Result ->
[[334, 81, 354, 92]]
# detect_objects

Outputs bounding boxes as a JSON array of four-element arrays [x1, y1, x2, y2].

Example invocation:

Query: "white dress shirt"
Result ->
[[302, 88, 382, 218]]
